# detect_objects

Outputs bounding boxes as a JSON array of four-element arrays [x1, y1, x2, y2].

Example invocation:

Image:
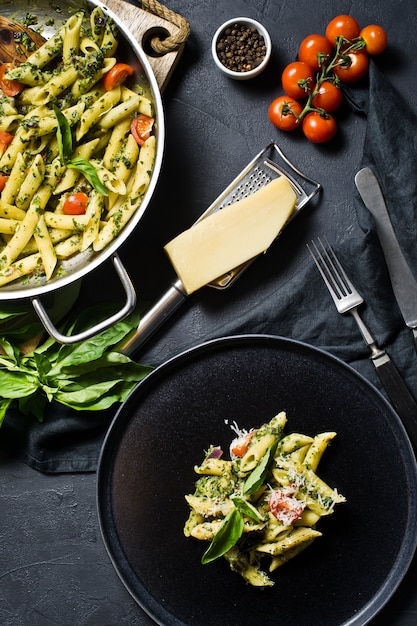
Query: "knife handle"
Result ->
[[372, 351, 417, 448], [119, 278, 188, 356]]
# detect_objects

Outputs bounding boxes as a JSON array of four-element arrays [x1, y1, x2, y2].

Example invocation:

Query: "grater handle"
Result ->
[[119, 278, 188, 356]]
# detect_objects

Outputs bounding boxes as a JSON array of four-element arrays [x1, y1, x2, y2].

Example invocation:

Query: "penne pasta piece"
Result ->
[[0, 201, 26, 220], [269, 539, 315, 572], [54, 234, 82, 258], [0, 253, 42, 287], [138, 95, 154, 117], [44, 212, 89, 231], [76, 87, 121, 141], [101, 18, 118, 56], [102, 117, 131, 170], [81, 191, 103, 252], [98, 92, 141, 130], [0, 218, 19, 234], [184, 495, 233, 518], [0, 127, 27, 172], [71, 57, 116, 100], [303, 432, 337, 472], [15, 154, 45, 210], [1, 153, 28, 204], [25, 29, 65, 68], [275, 433, 315, 455], [256, 527, 322, 556], [0, 115, 23, 132], [33, 65, 79, 105], [34, 214, 57, 280], [0, 205, 41, 267], [62, 12, 83, 62]]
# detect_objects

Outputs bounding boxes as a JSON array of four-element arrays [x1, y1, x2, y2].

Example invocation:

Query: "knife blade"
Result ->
[[355, 167, 417, 350]]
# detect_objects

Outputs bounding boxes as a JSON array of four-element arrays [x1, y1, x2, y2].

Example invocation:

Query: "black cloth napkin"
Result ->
[[2, 60, 417, 473]]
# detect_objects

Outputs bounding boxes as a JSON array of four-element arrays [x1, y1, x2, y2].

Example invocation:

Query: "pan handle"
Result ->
[[119, 278, 188, 356], [31, 253, 136, 344]]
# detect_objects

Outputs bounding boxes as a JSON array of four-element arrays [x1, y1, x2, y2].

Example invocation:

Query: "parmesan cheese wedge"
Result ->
[[164, 176, 297, 294]]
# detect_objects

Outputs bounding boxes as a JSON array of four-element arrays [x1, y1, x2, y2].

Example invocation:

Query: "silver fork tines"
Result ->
[[307, 237, 364, 314], [307, 237, 378, 353]]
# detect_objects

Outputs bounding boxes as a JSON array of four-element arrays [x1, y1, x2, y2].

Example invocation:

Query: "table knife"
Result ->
[[355, 167, 417, 351]]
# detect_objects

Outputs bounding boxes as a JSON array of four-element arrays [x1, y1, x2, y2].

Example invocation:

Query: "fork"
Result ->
[[307, 237, 417, 447]]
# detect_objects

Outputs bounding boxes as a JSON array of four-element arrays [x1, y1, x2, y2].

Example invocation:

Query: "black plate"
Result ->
[[97, 335, 417, 626]]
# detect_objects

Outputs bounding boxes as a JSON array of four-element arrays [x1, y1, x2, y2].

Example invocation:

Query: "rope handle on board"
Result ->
[[141, 0, 190, 54]]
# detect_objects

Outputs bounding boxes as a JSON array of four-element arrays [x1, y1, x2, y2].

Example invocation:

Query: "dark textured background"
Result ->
[[2, 0, 417, 624]]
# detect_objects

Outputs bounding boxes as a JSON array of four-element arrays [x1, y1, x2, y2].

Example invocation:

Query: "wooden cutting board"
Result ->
[[101, 0, 187, 91]]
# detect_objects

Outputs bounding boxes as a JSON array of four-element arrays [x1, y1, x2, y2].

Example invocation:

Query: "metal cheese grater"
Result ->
[[121, 143, 321, 355]]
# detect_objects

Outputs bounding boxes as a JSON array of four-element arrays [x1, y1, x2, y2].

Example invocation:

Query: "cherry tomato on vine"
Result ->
[[311, 81, 344, 112], [302, 112, 337, 143], [360, 24, 387, 55], [282, 61, 315, 99], [268, 96, 303, 131], [63, 192, 89, 215], [325, 15, 361, 47], [0, 63, 25, 97], [334, 51, 369, 83], [298, 34, 333, 71]]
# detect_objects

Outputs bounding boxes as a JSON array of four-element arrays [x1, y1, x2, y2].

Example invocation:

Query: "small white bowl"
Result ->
[[211, 17, 272, 80]]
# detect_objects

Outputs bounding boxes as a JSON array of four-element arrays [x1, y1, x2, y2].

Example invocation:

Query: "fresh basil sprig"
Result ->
[[231, 496, 265, 522], [0, 304, 152, 425], [67, 157, 108, 195], [53, 104, 108, 196], [201, 508, 244, 565], [243, 439, 278, 496], [53, 104, 73, 159]]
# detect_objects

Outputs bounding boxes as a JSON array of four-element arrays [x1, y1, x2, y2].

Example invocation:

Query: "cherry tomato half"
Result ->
[[0, 63, 25, 97], [325, 14, 361, 47], [360, 24, 387, 55], [282, 61, 315, 99], [63, 192, 89, 215], [0, 131, 13, 157], [0, 174, 9, 192], [298, 34, 333, 71], [268, 96, 303, 131], [102, 62, 135, 91], [269, 490, 305, 524], [230, 431, 254, 457], [311, 81, 344, 112], [130, 114, 154, 146], [302, 111, 337, 143], [334, 51, 369, 83]]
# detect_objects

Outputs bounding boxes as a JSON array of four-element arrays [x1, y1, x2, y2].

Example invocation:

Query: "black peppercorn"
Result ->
[[216, 23, 267, 73]]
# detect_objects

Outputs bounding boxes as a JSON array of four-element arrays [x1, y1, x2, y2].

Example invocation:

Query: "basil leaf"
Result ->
[[231, 496, 264, 522], [201, 508, 244, 565], [0, 369, 39, 398], [67, 157, 109, 195], [243, 440, 278, 496], [19, 392, 47, 422], [53, 103, 73, 160]]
